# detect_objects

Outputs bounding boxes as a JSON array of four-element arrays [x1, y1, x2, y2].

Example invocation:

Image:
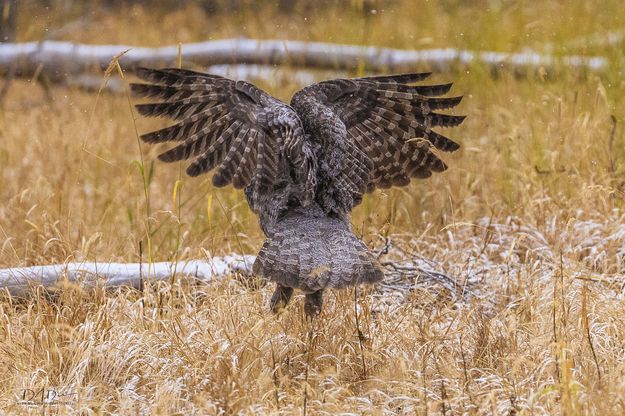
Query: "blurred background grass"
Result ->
[[1, 0, 624, 267]]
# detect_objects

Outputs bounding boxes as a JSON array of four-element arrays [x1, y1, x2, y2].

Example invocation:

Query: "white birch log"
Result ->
[[0, 38, 608, 83], [0, 255, 255, 296]]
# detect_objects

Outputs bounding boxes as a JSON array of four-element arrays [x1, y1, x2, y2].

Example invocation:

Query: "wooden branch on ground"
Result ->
[[0, 38, 609, 85], [0, 256, 255, 296]]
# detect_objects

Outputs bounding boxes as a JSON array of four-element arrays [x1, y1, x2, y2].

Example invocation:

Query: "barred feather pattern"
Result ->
[[133, 68, 464, 296], [253, 203, 383, 293], [291, 72, 463, 215], [131, 67, 316, 234]]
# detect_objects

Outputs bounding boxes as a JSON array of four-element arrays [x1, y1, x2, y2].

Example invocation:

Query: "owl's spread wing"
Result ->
[[291, 73, 464, 215], [130, 67, 315, 208]]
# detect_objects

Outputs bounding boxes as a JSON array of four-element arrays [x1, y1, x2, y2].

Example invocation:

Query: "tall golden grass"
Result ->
[[1, 1, 624, 414]]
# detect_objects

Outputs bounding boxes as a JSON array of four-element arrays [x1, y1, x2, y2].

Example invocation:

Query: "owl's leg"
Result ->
[[270, 284, 294, 313], [304, 289, 324, 318]]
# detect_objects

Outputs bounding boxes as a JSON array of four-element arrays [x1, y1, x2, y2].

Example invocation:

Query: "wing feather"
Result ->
[[213, 124, 251, 186], [359, 72, 432, 83], [139, 104, 229, 143], [232, 129, 259, 189]]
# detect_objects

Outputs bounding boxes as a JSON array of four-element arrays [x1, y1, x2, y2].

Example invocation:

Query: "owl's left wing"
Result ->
[[130, 67, 316, 210], [291, 73, 464, 215]]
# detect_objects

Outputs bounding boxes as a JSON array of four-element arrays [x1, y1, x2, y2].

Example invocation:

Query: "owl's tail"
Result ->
[[252, 205, 383, 293]]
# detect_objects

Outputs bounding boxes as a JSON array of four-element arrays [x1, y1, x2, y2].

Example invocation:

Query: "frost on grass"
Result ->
[[2, 210, 624, 414]]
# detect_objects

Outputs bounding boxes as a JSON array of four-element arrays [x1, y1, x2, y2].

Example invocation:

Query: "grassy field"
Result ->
[[1, 1, 625, 414]]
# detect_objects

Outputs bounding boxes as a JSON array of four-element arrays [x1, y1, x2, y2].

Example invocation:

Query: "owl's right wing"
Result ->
[[130, 67, 316, 209], [291, 73, 464, 215]]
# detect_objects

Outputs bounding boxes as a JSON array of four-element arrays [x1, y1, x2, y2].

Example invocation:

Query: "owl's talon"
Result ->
[[270, 285, 294, 313], [304, 289, 323, 318]]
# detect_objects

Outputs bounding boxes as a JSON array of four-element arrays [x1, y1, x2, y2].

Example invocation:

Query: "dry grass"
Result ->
[[1, 1, 625, 414]]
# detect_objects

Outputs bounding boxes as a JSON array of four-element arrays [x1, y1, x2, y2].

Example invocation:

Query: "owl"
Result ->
[[131, 68, 464, 317]]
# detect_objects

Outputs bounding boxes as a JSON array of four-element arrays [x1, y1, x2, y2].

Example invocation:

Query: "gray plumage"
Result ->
[[253, 203, 383, 293], [131, 67, 464, 316]]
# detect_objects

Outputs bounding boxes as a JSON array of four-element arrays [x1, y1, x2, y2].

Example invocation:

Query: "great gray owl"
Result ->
[[131, 67, 464, 317]]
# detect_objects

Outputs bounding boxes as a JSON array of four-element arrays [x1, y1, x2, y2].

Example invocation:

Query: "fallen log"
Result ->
[[0, 256, 255, 296], [0, 38, 608, 84]]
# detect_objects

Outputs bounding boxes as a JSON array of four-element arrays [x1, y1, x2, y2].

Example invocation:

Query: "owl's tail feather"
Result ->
[[253, 205, 383, 293]]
